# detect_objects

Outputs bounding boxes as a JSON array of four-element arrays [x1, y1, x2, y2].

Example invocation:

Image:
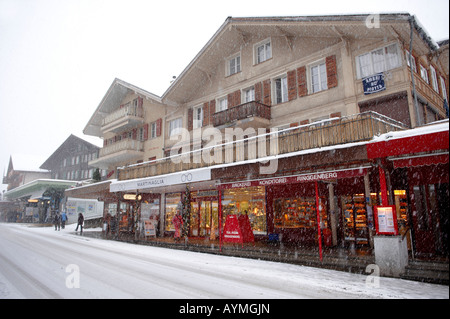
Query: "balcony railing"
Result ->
[[117, 111, 408, 181], [213, 101, 271, 127], [101, 104, 144, 132], [99, 138, 144, 157]]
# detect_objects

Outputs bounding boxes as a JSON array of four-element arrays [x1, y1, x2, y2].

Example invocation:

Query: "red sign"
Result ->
[[223, 215, 254, 244], [374, 206, 398, 235], [217, 168, 368, 190]]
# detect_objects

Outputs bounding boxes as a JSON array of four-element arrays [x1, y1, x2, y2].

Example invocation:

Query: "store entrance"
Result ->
[[190, 200, 218, 239]]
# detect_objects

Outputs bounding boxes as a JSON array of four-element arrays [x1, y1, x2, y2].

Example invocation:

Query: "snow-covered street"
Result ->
[[0, 223, 448, 299]]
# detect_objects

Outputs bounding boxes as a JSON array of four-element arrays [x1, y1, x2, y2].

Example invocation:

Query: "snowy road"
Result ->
[[0, 223, 448, 299]]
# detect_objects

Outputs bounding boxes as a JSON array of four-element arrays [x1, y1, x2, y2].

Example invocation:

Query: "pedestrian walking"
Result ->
[[75, 213, 84, 234], [53, 211, 61, 231], [60, 211, 67, 229]]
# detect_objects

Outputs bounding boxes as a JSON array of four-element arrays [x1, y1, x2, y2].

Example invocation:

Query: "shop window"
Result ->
[[165, 193, 182, 232], [274, 197, 328, 230], [222, 186, 266, 234], [342, 194, 369, 245]]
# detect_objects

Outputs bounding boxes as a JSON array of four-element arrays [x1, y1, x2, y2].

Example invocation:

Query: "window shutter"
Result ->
[[227, 92, 234, 108], [255, 82, 262, 103], [297, 66, 307, 97], [209, 100, 215, 124], [156, 118, 162, 137], [202, 102, 209, 126], [143, 123, 149, 140], [263, 79, 271, 106], [188, 108, 193, 131], [138, 96, 143, 107], [326, 55, 338, 89], [132, 128, 137, 140], [287, 70, 297, 101]]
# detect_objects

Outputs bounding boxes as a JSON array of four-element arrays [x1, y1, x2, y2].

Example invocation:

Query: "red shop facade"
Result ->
[[367, 125, 449, 258]]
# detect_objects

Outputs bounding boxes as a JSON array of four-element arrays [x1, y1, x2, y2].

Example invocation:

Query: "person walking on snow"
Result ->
[[60, 211, 67, 229], [75, 213, 84, 234], [54, 211, 61, 231]]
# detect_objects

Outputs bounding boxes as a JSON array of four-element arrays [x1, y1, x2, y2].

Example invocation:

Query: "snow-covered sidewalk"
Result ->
[[0, 223, 448, 299]]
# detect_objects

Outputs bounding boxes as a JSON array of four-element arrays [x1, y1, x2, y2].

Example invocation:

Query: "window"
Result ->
[[430, 65, 439, 93], [255, 38, 272, 64], [420, 65, 429, 84], [169, 118, 182, 137], [405, 50, 416, 72], [193, 106, 203, 129], [310, 63, 328, 93], [243, 87, 255, 103], [216, 97, 228, 112], [150, 122, 157, 139], [356, 43, 401, 79], [274, 75, 288, 104], [440, 76, 448, 101], [227, 54, 241, 76]]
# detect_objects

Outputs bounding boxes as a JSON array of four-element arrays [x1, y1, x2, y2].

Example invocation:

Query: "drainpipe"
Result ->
[[409, 16, 421, 127]]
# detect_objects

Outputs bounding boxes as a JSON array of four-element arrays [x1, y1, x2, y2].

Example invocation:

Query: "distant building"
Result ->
[[40, 134, 102, 182]]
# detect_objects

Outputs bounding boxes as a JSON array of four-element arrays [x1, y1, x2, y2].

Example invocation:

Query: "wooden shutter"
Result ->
[[297, 66, 307, 97], [263, 79, 271, 106], [143, 123, 149, 140], [287, 70, 297, 101], [255, 82, 262, 103], [138, 96, 143, 107], [156, 118, 162, 137], [187, 108, 193, 131], [209, 100, 216, 124], [203, 102, 210, 126], [326, 55, 338, 89]]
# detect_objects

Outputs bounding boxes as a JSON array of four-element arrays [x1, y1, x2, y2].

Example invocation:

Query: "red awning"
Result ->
[[392, 153, 449, 168]]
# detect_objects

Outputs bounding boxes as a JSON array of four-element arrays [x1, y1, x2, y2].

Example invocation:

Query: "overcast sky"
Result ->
[[0, 0, 448, 187]]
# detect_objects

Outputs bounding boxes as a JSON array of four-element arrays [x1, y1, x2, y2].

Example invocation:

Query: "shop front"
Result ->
[[217, 167, 372, 250]]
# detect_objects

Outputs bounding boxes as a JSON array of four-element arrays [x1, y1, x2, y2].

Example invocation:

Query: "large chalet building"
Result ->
[[69, 13, 448, 259]]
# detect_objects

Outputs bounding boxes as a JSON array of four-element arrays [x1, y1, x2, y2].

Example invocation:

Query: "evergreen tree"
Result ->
[[181, 185, 191, 239], [92, 168, 101, 182]]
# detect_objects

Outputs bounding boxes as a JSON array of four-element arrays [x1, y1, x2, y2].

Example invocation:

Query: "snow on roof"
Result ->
[[370, 120, 449, 143], [10, 153, 50, 173]]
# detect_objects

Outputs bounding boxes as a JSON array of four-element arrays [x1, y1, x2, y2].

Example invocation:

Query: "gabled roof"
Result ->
[[162, 13, 440, 104], [40, 134, 101, 170], [83, 78, 162, 137]]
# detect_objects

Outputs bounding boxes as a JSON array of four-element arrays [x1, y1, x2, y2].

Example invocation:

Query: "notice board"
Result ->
[[374, 205, 398, 235]]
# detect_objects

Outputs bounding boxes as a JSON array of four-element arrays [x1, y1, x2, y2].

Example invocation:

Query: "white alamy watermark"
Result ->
[[169, 127, 279, 175], [365, 14, 380, 29], [65, 264, 80, 289], [365, 264, 380, 288]]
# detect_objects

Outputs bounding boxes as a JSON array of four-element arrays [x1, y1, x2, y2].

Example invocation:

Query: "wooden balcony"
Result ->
[[101, 104, 144, 133], [89, 138, 144, 169], [117, 111, 408, 181], [212, 101, 271, 127]]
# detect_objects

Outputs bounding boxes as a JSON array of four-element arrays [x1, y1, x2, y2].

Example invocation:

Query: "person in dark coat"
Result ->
[[54, 212, 61, 231], [75, 213, 84, 234]]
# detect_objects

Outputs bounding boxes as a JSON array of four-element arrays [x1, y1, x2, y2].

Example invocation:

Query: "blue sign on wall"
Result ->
[[363, 73, 386, 95]]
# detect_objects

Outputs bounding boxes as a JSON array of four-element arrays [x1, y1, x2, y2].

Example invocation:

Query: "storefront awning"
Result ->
[[390, 153, 449, 168], [216, 166, 370, 189]]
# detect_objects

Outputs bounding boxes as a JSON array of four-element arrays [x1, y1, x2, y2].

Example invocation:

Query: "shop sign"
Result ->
[[362, 73, 386, 95], [110, 168, 211, 192], [374, 205, 398, 235], [218, 167, 368, 189]]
